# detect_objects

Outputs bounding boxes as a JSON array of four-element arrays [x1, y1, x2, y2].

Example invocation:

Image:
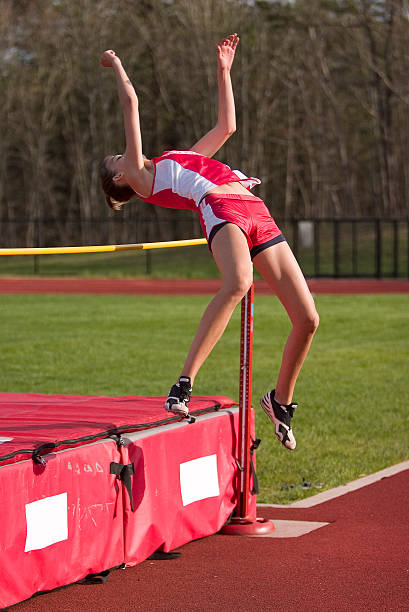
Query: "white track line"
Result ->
[[259, 460, 409, 509]]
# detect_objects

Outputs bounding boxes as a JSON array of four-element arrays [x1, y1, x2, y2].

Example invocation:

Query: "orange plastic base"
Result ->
[[220, 517, 275, 536]]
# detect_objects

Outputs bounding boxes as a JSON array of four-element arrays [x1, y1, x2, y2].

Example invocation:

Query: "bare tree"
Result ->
[[1, 0, 408, 248]]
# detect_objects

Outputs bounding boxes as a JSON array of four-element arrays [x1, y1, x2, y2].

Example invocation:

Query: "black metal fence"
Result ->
[[288, 218, 409, 279], [0, 217, 408, 278]]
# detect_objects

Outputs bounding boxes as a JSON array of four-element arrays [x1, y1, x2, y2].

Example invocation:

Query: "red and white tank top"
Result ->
[[136, 150, 261, 210]]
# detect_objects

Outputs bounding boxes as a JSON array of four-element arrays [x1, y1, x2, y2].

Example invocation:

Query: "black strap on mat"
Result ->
[[77, 569, 111, 584], [148, 550, 181, 560], [77, 564, 125, 586], [110, 462, 135, 511], [250, 437, 261, 495]]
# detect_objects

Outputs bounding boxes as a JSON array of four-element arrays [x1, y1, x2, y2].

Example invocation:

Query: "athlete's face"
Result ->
[[106, 154, 124, 175]]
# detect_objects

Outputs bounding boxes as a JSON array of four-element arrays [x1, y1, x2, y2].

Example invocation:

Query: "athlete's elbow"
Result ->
[[120, 93, 138, 110], [225, 124, 236, 137], [216, 121, 236, 138], [224, 120, 237, 136]]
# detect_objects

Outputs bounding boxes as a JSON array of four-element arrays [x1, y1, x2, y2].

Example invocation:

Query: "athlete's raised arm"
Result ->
[[190, 34, 239, 158], [100, 50, 152, 197]]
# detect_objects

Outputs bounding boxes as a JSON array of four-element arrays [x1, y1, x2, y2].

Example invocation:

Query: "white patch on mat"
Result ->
[[180, 454, 220, 506], [25, 492, 68, 551]]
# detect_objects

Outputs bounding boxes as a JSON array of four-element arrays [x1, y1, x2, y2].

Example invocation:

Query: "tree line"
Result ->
[[1, 0, 408, 246]]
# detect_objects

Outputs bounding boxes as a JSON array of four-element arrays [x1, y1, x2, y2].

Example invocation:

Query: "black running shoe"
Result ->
[[164, 376, 192, 417], [260, 389, 297, 450]]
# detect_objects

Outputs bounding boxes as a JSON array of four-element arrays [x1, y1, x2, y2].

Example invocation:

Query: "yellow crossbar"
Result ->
[[0, 238, 207, 256]]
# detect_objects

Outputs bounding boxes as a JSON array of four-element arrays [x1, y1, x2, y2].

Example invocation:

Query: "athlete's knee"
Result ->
[[294, 308, 320, 336], [221, 272, 253, 302], [310, 310, 320, 334]]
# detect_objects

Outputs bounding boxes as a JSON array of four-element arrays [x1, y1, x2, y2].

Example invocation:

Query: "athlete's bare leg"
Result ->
[[180, 223, 253, 384], [253, 241, 319, 405]]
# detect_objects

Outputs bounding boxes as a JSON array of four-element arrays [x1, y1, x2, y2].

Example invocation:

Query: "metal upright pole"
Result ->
[[221, 285, 274, 535], [236, 284, 254, 519]]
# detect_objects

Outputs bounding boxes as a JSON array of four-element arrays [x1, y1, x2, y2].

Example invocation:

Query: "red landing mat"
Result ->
[[0, 393, 252, 609], [0, 392, 236, 467]]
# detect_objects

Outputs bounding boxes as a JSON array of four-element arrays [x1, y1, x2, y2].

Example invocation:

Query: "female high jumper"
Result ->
[[99, 34, 319, 450]]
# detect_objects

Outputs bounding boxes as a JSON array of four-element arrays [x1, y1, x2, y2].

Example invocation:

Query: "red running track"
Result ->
[[0, 277, 408, 295], [9, 468, 409, 612]]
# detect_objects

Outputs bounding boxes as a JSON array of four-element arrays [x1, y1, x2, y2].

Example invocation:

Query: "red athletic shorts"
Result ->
[[198, 192, 285, 259]]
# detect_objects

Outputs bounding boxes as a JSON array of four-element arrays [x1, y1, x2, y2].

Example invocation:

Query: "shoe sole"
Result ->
[[164, 402, 189, 418], [260, 393, 296, 450]]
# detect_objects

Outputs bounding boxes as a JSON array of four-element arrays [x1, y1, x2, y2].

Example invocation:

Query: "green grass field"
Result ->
[[1, 292, 408, 504]]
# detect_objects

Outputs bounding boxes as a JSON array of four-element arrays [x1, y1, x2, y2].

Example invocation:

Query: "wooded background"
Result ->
[[1, 0, 408, 246]]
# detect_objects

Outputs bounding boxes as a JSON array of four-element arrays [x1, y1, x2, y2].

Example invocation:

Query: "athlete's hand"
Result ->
[[217, 33, 239, 70], [100, 50, 119, 68]]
